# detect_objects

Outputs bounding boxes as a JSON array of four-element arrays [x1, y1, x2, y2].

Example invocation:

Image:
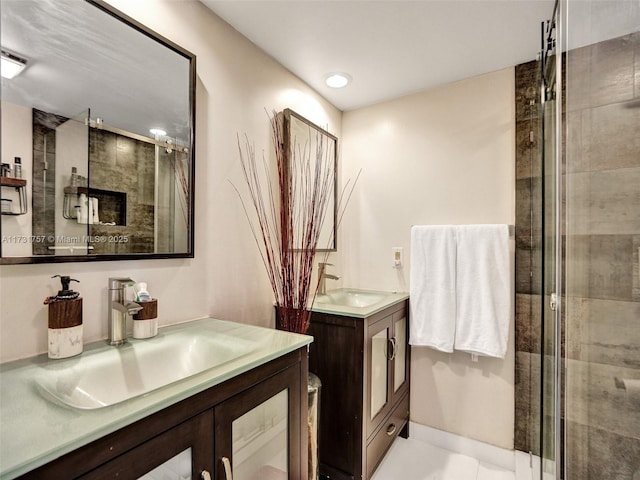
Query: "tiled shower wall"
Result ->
[[563, 32, 640, 479], [515, 32, 640, 478], [89, 129, 155, 254], [514, 59, 542, 456], [31, 112, 156, 255], [32, 109, 66, 255]]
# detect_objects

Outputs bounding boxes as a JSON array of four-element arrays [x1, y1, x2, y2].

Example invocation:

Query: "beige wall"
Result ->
[[0, 0, 341, 362], [340, 68, 516, 449], [1, 102, 32, 257]]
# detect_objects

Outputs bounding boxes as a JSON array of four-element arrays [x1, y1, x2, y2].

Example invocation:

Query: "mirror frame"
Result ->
[[0, 0, 196, 265], [283, 108, 337, 252]]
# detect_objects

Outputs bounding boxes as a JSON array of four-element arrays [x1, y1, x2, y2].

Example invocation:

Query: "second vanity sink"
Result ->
[[316, 289, 386, 308], [35, 328, 256, 409], [312, 288, 409, 318]]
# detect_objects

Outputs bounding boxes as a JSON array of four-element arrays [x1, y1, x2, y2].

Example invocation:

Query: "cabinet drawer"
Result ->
[[365, 393, 409, 479]]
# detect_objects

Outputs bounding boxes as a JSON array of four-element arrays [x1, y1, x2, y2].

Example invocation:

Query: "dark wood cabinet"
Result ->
[[308, 300, 410, 480], [19, 348, 308, 480], [78, 411, 214, 479], [214, 362, 303, 480]]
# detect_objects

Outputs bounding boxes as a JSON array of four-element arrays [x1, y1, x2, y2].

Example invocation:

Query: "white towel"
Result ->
[[76, 193, 91, 224], [91, 197, 99, 224], [409, 225, 457, 351], [454, 224, 510, 358]]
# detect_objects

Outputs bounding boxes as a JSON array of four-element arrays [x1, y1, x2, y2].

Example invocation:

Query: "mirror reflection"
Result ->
[[284, 109, 337, 251], [1, 0, 195, 263]]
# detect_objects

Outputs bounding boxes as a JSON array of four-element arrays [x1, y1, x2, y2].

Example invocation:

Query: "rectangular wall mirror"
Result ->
[[1, 0, 196, 264], [283, 109, 337, 251]]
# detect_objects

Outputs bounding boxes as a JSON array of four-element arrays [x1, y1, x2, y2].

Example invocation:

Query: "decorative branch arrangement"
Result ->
[[232, 111, 358, 334]]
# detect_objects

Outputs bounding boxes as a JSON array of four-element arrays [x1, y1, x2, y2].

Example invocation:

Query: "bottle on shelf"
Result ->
[[1, 163, 13, 178], [13, 157, 22, 179]]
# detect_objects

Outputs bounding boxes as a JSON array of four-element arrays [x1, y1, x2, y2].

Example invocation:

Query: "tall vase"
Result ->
[[307, 372, 321, 480], [275, 306, 321, 480]]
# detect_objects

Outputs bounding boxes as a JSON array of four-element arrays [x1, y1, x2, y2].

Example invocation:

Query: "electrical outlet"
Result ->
[[392, 247, 403, 268]]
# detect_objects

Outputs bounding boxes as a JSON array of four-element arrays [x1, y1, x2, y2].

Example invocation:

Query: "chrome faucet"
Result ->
[[108, 277, 142, 345], [318, 262, 340, 295]]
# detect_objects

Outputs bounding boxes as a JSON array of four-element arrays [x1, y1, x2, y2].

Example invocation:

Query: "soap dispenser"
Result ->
[[44, 275, 83, 359], [132, 282, 158, 339]]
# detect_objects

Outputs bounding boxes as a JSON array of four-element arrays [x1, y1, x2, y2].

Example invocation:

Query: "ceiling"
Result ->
[[201, 0, 556, 111], [1, 0, 191, 142], [3, 0, 637, 130], [201, 0, 640, 112]]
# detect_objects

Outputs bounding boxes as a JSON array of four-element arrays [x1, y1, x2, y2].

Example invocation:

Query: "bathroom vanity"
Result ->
[[0, 318, 312, 480], [309, 289, 410, 480]]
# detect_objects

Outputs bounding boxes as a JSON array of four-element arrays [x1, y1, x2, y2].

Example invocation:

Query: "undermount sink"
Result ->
[[35, 329, 256, 410], [316, 289, 387, 308]]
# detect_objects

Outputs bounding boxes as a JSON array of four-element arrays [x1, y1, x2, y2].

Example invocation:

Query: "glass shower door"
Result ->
[[538, 2, 640, 478], [54, 109, 91, 256], [155, 147, 189, 253], [562, 1, 640, 478], [540, 2, 562, 478]]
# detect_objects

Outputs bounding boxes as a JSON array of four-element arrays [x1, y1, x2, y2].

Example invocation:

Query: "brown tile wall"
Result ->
[[563, 32, 640, 479], [514, 59, 543, 456], [89, 130, 155, 254]]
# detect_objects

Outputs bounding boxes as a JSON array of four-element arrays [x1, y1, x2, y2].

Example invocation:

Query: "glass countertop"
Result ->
[[311, 288, 409, 318], [0, 318, 312, 480]]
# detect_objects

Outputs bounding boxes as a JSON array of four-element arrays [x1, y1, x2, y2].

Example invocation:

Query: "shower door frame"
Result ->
[[539, 0, 564, 478]]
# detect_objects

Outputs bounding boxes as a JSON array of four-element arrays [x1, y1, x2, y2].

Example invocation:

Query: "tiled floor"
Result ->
[[371, 436, 516, 480]]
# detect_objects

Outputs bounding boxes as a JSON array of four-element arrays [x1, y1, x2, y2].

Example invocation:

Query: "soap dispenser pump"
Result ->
[[44, 275, 83, 359]]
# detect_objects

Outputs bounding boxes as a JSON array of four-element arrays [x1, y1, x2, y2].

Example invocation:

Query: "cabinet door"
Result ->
[[79, 411, 214, 480], [390, 309, 409, 405], [307, 313, 364, 480], [366, 315, 393, 437], [214, 365, 304, 480]]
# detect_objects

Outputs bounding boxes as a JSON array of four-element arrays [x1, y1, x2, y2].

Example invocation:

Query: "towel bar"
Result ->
[[411, 224, 515, 237]]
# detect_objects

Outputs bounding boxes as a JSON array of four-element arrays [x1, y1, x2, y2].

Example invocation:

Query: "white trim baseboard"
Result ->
[[514, 450, 557, 480], [408, 422, 515, 471], [515, 450, 538, 480]]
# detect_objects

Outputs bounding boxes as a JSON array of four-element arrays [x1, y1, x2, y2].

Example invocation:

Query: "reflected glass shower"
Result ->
[[30, 109, 190, 256], [155, 146, 189, 254]]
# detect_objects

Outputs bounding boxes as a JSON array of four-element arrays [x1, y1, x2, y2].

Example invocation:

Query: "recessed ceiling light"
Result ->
[[325, 72, 351, 88], [1, 50, 27, 79], [150, 128, 167, 137]]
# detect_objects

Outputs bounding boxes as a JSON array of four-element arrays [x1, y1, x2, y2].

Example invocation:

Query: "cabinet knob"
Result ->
[[386, 423, 397, 436], [201, 470, 212, 480]]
